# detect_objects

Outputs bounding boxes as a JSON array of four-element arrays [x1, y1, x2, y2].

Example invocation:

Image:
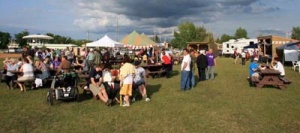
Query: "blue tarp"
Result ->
[[276, 42, 300, 50], [244, 44, 258, 49]]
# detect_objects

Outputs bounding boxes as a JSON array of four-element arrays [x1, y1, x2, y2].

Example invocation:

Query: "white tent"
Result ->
[[86, 35, 123, 47]]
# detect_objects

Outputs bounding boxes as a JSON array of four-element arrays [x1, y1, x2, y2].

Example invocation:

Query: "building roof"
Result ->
[[22, 34, 53, 40], [257, 35, 298, 42]]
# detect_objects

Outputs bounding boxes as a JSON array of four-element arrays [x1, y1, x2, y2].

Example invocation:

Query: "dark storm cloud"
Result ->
[[74, 0, 281, 39], [102, 0, 278, 26]]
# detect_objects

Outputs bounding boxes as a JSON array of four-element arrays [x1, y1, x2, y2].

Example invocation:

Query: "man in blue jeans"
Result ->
[[206, 49, 216, 80], [180, 48, 191, 91]]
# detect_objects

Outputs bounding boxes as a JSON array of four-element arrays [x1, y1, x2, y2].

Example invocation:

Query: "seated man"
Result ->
[[249, 57, 260, 83], [271, 57, 285, 77], [133, 61, 150, 102], [56, 56, 71, 74], [74, 56, 89, 73], [147, 56, 157, 65], [102, 64, 120, 104], [89, 64, 111, 106]]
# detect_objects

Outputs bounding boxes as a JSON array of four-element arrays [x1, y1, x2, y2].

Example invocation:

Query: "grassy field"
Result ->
[[0, 57, 300, 133]]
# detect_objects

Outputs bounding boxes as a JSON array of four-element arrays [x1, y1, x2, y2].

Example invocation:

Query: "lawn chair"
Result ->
[[292, 61, 300, 73]]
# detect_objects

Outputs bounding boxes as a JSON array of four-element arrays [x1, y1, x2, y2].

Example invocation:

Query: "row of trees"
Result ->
[[0, 30, 90, 49], [216, 27, 248, 44], [1, 25, 299, 49], [170, 22, 249, 48], [170, 22, 300, 48]]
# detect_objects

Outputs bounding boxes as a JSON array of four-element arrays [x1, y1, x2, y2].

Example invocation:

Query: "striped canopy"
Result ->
[[141, 33, 158, 47], [120, 31, 156, 47]]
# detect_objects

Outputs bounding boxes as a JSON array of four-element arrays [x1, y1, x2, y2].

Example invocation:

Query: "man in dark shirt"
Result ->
[[89, 64, 111, 105], [196, 50, 208, 81]]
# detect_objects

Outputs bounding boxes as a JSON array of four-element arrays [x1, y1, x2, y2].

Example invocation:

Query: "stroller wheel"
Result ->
[[48, 89, 54, 105], [75, 87, 80, 102]]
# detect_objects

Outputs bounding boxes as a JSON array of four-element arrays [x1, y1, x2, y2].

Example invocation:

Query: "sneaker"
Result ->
[[122, 103, 130, 107], [83, 86, 89, 90], [131, 97, 136, 103], [145, 98, 150, 102], [107, 99, 112, 106]]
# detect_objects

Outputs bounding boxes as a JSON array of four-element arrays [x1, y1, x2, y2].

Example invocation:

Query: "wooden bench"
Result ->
[[147, 70, 166, 78], [14, 80, 35, 91], [247, 77, 260, 87], [279, 77, 292, 84], [251, 76, 260, 83]]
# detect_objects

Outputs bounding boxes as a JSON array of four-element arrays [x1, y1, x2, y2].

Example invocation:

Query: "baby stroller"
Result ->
[[47, 72, 80, 105]]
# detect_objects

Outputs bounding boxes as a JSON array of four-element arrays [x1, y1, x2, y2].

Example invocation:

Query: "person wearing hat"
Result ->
[[132, 61, 150, 102], [249, 57, 260, 80]]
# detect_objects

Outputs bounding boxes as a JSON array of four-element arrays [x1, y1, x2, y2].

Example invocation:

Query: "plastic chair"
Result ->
[[292, 61, 300, 73]]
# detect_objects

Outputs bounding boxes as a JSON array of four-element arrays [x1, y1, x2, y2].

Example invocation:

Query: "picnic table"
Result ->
[[141, 64, 165, 78], [256, 69, 286, 90]]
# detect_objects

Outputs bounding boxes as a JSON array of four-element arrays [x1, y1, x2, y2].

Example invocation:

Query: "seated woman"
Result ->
[[16, 57, 35, 92], [52, 56, 61, 70], [3, 58, 18, 89], [35, 58, 50, 79], [73, 56, 87, 72], [271, 57, 285, 77], [56, 56, 71, 74]]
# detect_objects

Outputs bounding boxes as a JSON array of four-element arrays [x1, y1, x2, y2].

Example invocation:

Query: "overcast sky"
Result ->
[[0, 0, 299, 41]]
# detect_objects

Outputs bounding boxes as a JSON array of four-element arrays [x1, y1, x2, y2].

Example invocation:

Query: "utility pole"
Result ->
[[116, 15, 119, 41], [87, 30, 90, 41]]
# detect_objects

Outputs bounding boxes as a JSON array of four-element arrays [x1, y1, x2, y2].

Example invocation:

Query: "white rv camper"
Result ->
[[222, 38, 257, 56]]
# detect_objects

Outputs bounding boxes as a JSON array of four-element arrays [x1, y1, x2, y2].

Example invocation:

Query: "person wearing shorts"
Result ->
[[133, 61, 150, 102], [119, 61, 135, 107], [89, 64, 111, 105]]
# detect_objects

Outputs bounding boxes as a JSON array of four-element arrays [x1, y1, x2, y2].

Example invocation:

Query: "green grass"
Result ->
[[1, 57, 300, 132]]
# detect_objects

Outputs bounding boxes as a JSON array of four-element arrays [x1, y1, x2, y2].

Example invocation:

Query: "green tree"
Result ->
[[15, 30, 29, 47], [171, 22, 211, 48], [153, 35, 160, 43], [0, 31, 11, 49], [220, 34, 234, 43], [215, 38, 221, 44], [234, 27, 248, 39], [46, 33, 73, 44], [291, 27, 300, 40]]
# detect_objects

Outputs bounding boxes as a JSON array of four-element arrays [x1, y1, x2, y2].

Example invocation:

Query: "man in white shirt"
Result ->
[[180, 48, 191, 91], [271, 57, 285, 77]]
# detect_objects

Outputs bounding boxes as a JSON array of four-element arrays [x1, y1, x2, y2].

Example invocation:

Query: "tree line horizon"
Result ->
[[0, 22, 299, 49]]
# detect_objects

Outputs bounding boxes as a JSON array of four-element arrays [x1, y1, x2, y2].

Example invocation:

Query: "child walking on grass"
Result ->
[[119, 61, 135, 107]]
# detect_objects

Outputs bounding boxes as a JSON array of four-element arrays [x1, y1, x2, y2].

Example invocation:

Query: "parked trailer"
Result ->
[[222, 38, 257, 56]]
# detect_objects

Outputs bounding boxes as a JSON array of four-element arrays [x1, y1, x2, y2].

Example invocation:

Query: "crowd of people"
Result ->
[[1, 46, 178, 107], [180, 48, 217, 91], [233, 48, 264, 65]]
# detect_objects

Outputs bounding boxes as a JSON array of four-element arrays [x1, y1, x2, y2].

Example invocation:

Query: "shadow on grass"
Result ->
[[147, 84, 161, 98], [78, 92, 93, 102], [171, 70, 180, 77]]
